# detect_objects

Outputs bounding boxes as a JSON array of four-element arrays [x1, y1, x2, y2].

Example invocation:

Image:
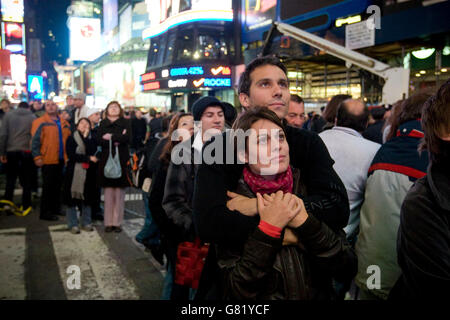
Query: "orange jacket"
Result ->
[[31, 113, 71, 164]]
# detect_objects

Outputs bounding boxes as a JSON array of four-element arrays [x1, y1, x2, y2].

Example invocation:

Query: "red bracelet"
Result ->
[[258, 220, 282, 238]]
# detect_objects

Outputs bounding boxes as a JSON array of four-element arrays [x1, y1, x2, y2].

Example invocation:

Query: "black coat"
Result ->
[[216, 174, 356, 300], [97, 117, 132, 188], [390, 161, 450, 299], [62, 131, 98, 206]]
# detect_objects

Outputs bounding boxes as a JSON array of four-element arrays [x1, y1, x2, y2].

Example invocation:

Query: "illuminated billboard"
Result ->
[[103, 0, 118, 34], [10, 53, 26, 83], [143, 0, 233, 39], [140, 64, 233, 91], [28, 75, 44, 100], [244, 0, 277, 31], [119, 4, 132, 45], [1, 22, 25, 54], [69, 17, 101, 61], [1, 0, 24, 23]]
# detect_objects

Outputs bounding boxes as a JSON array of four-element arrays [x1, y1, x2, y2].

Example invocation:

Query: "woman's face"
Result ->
[[107, 103, 121, 117], [77, 119, 90, 134], [246, 119, 290, 176], [177, 115, 194, 141]]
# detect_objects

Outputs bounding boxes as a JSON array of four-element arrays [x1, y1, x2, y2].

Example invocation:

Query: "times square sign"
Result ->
[[140, 64, 232, 91]]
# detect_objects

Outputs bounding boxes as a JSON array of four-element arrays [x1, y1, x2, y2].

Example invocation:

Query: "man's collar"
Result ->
[[331, 126, 363, 138]]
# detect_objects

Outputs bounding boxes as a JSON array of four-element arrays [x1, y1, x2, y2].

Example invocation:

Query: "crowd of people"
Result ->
[[0, 55, 448, 301]]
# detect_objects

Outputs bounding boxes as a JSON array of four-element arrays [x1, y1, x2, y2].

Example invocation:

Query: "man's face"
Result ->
[[0, 101, 10, 112], [135, 110, 142, 119], [239, 64, 290, 119], [45, 101, 58, 116], [33, 101, 43, 110], [200, 106, 225, 140], [285, 101, 306, 128], [66, 96, 74, 106], [88, 112, 101, 125], [74, 98, 84, 108]]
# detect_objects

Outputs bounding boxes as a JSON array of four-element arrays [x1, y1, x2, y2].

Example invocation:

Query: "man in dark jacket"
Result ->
[[390, 79, 450, 299], [0, 101, 36, 215], [163, 97, 225, 300], [192, 56, 349, 299]]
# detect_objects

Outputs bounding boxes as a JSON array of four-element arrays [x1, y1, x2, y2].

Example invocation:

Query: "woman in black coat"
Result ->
[[63, 118, 98, 234], [97, 101, 132, 233]]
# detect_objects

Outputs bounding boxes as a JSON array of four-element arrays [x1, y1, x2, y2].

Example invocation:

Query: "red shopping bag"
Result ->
[[174, 238, 209, 289]]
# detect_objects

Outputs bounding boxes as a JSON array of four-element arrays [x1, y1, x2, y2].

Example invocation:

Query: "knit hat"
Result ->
[[192, 96, 225, 121], [86, 108, 100, 118], [74, 92, 86, 101]]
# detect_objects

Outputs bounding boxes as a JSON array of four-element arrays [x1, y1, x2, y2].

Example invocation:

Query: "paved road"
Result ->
[[0, 187, 165, 300]]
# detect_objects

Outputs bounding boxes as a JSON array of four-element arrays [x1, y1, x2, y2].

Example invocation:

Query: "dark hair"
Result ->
[[387, 93, 432, 141], [322, 94, 351, 123], [232, 107, 286, 152], [238, 55, 287, 96], [369, 107, 386, 121], [419, 79, 450, 160], [0, 98, 11, 106], [161, 115, 172, 133], [105, 100, 124, 118], [76, 117, 91, 128], [160, 112, 193, 166], [290, 94, 304, 104], [18, 101, 29, 109], [336, 100, 370, 132]]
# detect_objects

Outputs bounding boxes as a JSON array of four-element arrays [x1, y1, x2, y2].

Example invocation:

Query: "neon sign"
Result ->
[[143, 0, 233, 39], [170, 66, 204, 76], [203, 78, 231, 87], [143, 81, 160, 90], [140, 64, 233, 91], [141, 72, 156, 82], [168, 79, 188, 88], [211, 66, 231, 76], [28, 75, 43, 100]]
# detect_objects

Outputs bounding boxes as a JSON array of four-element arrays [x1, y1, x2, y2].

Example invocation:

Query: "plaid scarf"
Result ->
[[243, 165, 293, 195]]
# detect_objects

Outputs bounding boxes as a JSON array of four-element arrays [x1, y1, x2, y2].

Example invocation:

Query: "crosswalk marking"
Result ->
[[49, 225, 140, 300], [0, 228, 27, 300]]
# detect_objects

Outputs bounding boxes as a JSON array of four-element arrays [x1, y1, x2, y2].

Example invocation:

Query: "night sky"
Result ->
[[25, 0, 72, 67]]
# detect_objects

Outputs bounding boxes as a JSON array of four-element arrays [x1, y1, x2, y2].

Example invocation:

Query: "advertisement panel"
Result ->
[[103, 0, 118, 34], [244, 0, 277, 31], [1, 0, 24, 23], [143, 0, 232, 39], [27, 38, 41, 71], [69, 17, 101, 61], [119, 4, 132, 46], [10, 53, 26, 83], [132, 2, 150, 39], [1, 22, 25, 54], [140, 63, 233, 91], [27, 75, 44, 100]]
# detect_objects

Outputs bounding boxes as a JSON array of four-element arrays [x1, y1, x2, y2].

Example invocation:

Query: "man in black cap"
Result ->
[[161, 96, 225, 299]]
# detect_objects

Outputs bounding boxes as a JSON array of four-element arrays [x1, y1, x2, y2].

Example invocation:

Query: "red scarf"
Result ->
[[243, 166, 293, 195]]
